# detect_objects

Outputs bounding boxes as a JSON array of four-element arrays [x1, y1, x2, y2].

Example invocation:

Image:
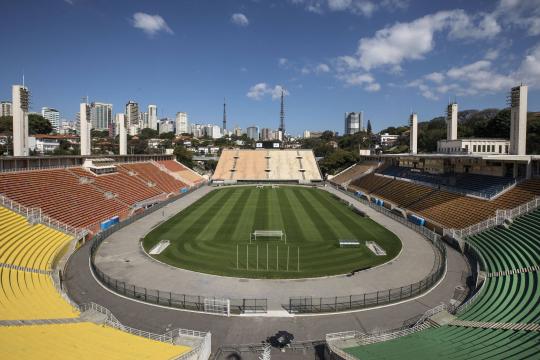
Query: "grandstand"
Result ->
[[0, 323, 192, 360], [329, 208, 540, 360], [212, 149, 322, 183], [0, 203, 203, 359], [0, 159, 204, 233], [329, 162, 379, 187], [157, 160, 206, 186], [349, 173, 540, 232]]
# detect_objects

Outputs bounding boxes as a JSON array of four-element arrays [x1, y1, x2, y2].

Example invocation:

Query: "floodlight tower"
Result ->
[[409, 112, 418, 154], [446, 102, 458, 140], [80, 100, 92, 156], [12, 84, 30, 156], [118, 113, 127, 155], [509, 84, 528, 155]]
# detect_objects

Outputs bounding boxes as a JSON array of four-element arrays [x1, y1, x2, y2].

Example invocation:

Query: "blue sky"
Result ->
[[1, 0, 540, 135]]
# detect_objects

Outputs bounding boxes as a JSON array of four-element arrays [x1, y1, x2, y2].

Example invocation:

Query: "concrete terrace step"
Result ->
[[450, 319, 540, 332]]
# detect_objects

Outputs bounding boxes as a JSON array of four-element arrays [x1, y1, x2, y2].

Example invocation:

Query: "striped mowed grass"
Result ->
[[143, 186, 401, 278]]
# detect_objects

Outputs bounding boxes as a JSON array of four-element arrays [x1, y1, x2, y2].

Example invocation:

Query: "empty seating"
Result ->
[[0, 169, 129, 229], [330, 163, 377, 186], [341, 208, 540, 360], [0, 268, 79, 320], [212, 149, 322, 182], [379, 165, 516, 198], [69, 168, 163, 206], [119, 162, 187, 194], [0, 323, 191, 359], [157, 160, 205, 185], [344, 326, 540, 359], [350, 174, 540, 230], [0, 207, 73, 270]]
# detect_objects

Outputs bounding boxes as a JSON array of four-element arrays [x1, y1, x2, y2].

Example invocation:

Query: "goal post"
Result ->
[[250, 230, 286, 244]]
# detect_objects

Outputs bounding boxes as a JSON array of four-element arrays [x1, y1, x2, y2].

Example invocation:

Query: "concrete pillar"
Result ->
[[12, 85, 29, 156], [409, 113, 418, 154], [510, 85, 528, 155], [118, 113, 127, 155], [80, 103, 91, 156], [447, 102, 458, 140]]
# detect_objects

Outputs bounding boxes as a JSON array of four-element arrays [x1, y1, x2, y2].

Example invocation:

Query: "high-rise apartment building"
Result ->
[[344, 112, 363, 135], [125, 100, 139, 129], [41, 107, 60, 133], [148, 105, 158, 130], [139, 111, 149, 129], [90, 102, 112, 130], [175, 112, 189, 135], [1, 101, 12, 117], [247, 126, 259, 140]]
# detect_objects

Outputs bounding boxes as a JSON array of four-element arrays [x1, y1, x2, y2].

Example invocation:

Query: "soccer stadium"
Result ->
[[2, 2, 540, 359]]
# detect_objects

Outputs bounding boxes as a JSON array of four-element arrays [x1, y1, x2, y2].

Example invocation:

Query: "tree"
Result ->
[[367, 120, 372, 135], [0, 116, 12, 133], [139, 128, 159, 140], [159, 131, 175, 140], [318, 149, 359, 176], [28, 114, 52, 135], [320, 130, 335, 141], [91, 129, 109, 138], [173, 144, 194, 168]]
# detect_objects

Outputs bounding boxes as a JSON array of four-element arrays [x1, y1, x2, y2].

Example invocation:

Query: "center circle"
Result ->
[[142, 186, 401, 279]]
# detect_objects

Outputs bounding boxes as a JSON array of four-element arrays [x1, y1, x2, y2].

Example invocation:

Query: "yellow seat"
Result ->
[[0, 323, 191, 360]]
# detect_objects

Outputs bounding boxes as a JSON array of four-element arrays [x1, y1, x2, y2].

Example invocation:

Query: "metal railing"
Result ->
[[444, 196, 540, 239], [0, 194, 87, 240], [89, 187, 267, 315]]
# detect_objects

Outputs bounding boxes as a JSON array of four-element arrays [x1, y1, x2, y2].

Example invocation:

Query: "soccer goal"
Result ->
[[204, 297, 231, 316], [250, 230, 286, 243]]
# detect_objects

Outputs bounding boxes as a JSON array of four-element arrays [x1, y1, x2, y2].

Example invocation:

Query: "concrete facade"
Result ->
[[12, 85, 30, 157], [437, 138, 510, 155], [409, 113, 418, 154], [510, 84, 528, 155], [344, 112, 363, 135], [118, 113, 127, 155], [79, 102, 91, 156], [148, 105, 158, 130], [447, 103, 458, 140], [175, 112, 189, 135]]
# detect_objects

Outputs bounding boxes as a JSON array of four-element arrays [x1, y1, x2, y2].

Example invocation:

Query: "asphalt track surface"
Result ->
[[64, 185, 470, 356]]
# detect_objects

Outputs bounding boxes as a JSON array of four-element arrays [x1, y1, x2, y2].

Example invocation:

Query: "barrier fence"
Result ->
[[89, 187, 267, 315]]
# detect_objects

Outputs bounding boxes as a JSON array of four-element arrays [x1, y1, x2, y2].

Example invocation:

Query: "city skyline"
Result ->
[[1, 0, 539, 135]]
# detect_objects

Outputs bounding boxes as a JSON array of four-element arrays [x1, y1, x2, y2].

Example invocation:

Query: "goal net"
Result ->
[[251, 230, 286, 243], [204, 297, 230, 316]]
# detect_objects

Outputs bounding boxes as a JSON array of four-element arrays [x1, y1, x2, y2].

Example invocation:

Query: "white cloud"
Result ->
[[495, 0, 540, 36], [315, 63, 331, 73], [365, 82, 381, 92], [278, 58, 289, 66], [425, 72, 445, 84], [516, 43, 540, 86], [231, 13, 249, 27], [132, 12, 173, 36], [291, 0, 407, 17], [346, 10, 501, 71], [485, 49, 500, 60], [247, 83, 289, 100]]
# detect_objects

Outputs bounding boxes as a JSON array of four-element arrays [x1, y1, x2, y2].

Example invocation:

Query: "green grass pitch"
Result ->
[[143, 186, 401, 279]]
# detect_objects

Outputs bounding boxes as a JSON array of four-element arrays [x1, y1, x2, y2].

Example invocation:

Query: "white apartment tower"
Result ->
[[509, 84, 528, 155], [117, 113, 127, 155], [175, 112, 189, 135], [1, 101, 12, 117], [409, 112, 418, 155], [90, 102, 112, 130], [12, 85, 30, 156], [148, 105, 158, 130], [79, 102, 92, 156], [447, 102, 458, 141], [41, 107, 60, 133]]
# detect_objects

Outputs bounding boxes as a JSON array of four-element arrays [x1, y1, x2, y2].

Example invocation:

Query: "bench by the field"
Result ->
[[339, 239, 360, 247]]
